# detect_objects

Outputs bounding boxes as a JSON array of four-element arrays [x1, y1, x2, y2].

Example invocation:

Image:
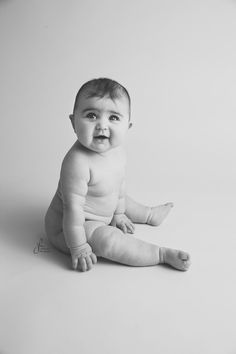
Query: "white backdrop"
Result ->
[[0, 1, 236, 353], [1, 0, 235, 203]]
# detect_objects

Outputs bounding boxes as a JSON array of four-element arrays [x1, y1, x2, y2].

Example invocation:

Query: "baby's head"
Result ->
[[70, 78, 132, 153], [72, 78, 131, 118]]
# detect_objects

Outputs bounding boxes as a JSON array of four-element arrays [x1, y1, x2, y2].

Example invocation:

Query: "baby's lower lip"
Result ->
[[94, 137, 109, 145], [94, 136, 109, 140]]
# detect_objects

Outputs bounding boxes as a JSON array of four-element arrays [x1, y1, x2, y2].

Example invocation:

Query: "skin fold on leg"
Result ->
[[88, 225, 160, 266], [88, 224, 190, 271]]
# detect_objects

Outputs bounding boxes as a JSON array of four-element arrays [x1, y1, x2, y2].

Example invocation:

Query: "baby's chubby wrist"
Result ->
[[64, 224, 87, 249], [112, 213, 125, 223], [70, 242, 92, 259], [114, 212, 125, 217]]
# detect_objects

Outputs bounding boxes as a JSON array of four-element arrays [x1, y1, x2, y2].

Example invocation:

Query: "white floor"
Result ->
[[0, 189, 235, 354]]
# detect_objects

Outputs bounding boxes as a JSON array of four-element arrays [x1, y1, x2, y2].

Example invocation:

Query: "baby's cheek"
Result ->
[[76, 129, 91, 145]]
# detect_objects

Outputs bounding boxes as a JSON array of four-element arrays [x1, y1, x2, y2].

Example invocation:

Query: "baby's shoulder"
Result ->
[[60, 143, 90, 180]]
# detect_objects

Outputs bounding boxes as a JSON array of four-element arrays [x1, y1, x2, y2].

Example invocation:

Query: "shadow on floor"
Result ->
[[0, 200, 70, 270]]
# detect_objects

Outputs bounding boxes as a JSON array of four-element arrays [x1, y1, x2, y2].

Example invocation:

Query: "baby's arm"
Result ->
[[111, 180, 135, 234], [60, 155, 97, 271]]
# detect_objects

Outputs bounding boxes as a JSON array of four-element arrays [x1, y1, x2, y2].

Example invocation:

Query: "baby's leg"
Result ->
[[88, 224, 159, 266], [88, 224, 190, 270], [125, 195, 174, 226], [45, 211, 190, 271]]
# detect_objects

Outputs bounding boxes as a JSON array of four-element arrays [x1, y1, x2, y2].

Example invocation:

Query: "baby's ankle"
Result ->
[[159, 247, 166, 264], [146, 203, 173, 226], [146, 207, 153, 224]]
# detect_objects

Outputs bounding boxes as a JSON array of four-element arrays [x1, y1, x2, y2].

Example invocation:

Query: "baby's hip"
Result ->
[[84, 210, 113, 224]]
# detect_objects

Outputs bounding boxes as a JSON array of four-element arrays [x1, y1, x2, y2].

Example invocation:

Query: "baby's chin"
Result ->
[[77, 137, 123, 154], [78, 140, 112, 154]]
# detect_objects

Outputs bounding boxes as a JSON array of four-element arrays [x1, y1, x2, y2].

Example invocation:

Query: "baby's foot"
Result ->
[[159, 247, 191, 271], [147, 202, 174, 226]]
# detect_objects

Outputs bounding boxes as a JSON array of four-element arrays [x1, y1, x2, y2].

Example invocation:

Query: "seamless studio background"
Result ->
[[0, 1, 235, 354]]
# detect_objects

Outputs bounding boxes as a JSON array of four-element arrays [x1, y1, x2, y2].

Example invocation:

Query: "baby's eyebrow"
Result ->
[[82, 108, 99, 114], [108, 110, 123, 117]]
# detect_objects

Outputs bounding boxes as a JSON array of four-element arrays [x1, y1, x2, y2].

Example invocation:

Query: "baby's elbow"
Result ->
[[62, 194, 85, 209], [63, 201, 84, 216]]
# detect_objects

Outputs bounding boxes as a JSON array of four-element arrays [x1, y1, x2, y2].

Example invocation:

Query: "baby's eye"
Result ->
[[109, 115, 120, 122], [86, 112, 97, 120]]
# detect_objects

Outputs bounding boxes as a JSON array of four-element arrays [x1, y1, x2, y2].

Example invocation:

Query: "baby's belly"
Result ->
[[84, 192, 119, 224]]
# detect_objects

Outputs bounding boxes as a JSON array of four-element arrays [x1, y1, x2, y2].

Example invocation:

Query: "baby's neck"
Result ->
[[97, 147, 122, 158]]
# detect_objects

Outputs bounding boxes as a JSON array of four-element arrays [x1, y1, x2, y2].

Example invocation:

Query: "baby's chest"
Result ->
[[89, 163, 125, 196]]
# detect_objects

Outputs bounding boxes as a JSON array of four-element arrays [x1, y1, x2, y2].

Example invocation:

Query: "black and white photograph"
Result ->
[[0, 1, 235, 353]]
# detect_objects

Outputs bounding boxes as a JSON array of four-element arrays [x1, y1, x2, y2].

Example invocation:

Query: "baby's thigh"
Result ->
[[84, 220, 107, 241]]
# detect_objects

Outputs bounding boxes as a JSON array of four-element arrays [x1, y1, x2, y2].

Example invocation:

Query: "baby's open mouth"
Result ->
[[94, 135, 109, 140]]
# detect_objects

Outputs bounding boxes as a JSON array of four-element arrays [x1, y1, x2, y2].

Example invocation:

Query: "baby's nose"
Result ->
[[96, 118, 108, 130]]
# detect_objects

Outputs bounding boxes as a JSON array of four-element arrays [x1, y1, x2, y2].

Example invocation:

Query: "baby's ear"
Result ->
[[69, 114, 75, 131]]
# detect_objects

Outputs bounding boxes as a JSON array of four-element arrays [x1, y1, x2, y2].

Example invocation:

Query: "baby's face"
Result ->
[[71, 93, 131, 153]]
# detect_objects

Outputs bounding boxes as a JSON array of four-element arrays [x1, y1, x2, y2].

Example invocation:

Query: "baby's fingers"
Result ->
[[72, 256, 78, 270], [84, 254, 97, 271], [125, 218, 135, 234], [91, 253, 97, 264], [120, 222, 127, 233], [79, 254, 97, 272], [85, 256, 93, 271], [79, 257, 87, 272], [127, 221, 135, 234]]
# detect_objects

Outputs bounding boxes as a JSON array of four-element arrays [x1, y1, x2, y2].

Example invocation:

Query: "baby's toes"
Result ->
[[164, 202, 174, 208], [179, 251, 189, 261], [179, 251, 191, 271]]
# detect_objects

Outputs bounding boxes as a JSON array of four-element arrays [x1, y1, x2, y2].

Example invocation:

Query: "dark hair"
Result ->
[[73, 78, 131, 116]]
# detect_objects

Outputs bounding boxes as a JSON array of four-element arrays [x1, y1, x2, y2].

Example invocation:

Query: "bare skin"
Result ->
[[45, 93, 191, 272]]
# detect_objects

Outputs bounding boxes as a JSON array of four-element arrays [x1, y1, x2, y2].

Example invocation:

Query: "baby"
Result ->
[[45, 78, 191, 272]]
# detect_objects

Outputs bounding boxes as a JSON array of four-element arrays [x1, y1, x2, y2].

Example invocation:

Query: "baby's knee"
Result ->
[[102, 229, 120, 257], [89, 226, 122, 258]]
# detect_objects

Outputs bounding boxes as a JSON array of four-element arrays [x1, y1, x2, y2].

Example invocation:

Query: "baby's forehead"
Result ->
[[76, 93, 130, 115]]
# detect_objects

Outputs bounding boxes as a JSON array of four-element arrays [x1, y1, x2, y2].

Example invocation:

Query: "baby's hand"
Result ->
[[111, 214, 135, 234], [70, 243, 97, 272]]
